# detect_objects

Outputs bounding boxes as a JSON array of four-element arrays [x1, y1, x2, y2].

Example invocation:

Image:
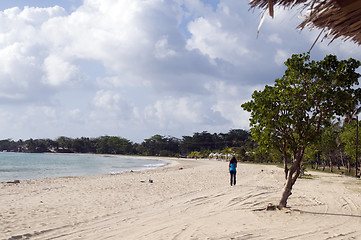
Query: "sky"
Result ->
[[0, 0, 361, 143]]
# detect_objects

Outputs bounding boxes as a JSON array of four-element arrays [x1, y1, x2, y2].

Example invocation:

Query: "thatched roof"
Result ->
[[249, 0, 361, 45]]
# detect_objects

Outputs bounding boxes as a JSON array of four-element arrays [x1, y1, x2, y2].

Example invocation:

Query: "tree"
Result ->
[[242, 53, 361, 208], [95, 136, 110, 154], [0, 139, 14, 151], [193, 131, 214, 151], [25, 138, 50, 153], [140, 135, 180, 156], [340, 121, 361, 174], [56, 136, 73, 153], [319, 123, 341, 172], [304, 140, 322, 170]]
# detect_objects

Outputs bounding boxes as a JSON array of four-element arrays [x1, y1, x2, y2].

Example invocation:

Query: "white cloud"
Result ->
[[154, 35, 176, 59], [19, 6, 67, 26], [143, 96, 206, 130], [268, 34, 282, 44], [204, 81, 251, 129], [43, 55, 79, 86], [274, 49, 290, 66], [93, 90, 127, 110], [68, 108, 83, 123], [186, 17, 249, 65], [92, 90, 134, 121], [93, 90, 120, 109], [0, 0, 360, 142]]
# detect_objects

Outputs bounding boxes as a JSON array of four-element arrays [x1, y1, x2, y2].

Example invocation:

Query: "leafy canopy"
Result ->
[[242, 53, 361, 157]]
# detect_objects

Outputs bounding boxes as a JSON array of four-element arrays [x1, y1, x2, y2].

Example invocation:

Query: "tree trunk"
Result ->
[[315, 152, 320, 170], [282, 144, 288, 179], [279, 162, 301, 208], [340, 152, 345, 168], [284, 162, 289, 180], [356, 161, 360, 177], [278, 148, 304, 208], [283, 152, 288, 180]]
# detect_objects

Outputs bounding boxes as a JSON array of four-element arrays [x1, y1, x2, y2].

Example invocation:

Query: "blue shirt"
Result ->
[[230, 163, 236, 172]]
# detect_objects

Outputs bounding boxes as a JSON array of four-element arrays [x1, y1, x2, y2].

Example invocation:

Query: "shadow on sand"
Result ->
[[294, 209, 361, 218]]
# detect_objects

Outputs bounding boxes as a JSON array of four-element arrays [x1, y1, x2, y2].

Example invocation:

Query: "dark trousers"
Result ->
[[230, 171, 236, 186]]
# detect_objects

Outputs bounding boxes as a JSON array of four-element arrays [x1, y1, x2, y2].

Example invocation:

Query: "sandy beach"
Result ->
[[1, 158, 361, 240]]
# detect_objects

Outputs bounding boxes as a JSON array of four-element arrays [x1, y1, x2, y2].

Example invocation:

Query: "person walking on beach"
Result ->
[[229, 156, 237, 186]]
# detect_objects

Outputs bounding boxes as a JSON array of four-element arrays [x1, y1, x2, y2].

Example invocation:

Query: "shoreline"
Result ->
[[1, 158, 361, 239], [0, 153, 177, 183]]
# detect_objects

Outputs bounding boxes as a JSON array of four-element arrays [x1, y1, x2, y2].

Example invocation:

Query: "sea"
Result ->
[[0, 152, 168, 182]]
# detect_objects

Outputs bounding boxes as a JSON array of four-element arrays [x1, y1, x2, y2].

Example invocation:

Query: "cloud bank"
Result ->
[[0, 0, 360, 142]]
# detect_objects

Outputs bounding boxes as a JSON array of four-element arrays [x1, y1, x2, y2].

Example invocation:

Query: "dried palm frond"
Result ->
[[249, 0, 361, 45]]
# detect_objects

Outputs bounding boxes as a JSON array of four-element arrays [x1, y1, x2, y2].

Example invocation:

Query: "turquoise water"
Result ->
[[0, 152, 167, 182]]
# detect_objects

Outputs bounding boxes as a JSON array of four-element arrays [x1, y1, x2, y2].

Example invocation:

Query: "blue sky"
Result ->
[[0, 0, 81, 11], [0, 0, 360, 143]]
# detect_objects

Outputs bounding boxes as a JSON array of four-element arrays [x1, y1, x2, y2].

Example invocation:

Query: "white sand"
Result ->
[[1, 158, 361, 239]]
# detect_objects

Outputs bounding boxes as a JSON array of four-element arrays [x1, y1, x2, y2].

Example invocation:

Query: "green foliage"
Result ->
[[188, 151, 202, 158], [250, 146, 283, 163], [242, 53, 361, 163], [0, 139, 21, 152], [95, 136, 133, 154], [179, 130, 252, 154], [242, 53, 361, 207], [26, 139, 50, 153], [340, 121, 361, 164], [303, 144, 321, 168], [139, 135, 180, 156], [0, 129, 253, 158]]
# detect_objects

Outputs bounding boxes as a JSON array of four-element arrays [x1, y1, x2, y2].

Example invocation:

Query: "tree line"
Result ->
[[0, 129, 254, 158], [1, 121, 361, 175]]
